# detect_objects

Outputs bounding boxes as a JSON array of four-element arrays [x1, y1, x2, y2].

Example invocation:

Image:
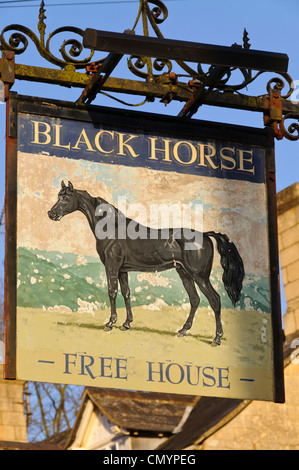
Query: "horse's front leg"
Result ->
[[119, 272, 133, 331], [104, 266, 119, 332]]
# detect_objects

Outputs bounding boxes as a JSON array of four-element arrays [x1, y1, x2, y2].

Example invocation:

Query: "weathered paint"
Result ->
[[4, 95, 284, 402]]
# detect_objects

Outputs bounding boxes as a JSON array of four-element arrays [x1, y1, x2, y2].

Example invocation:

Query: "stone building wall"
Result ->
[[199, 360, 299, 450], [197, 182, 299, 451], [0, 364, 27, 442], [277, 183, 299, 336]]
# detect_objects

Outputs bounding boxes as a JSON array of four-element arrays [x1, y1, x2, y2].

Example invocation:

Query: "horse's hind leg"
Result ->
[[105, 267, 119, 331], [119, 272, 133, 331], [195, 276, 222, 346], [176, 267, 200, 337]]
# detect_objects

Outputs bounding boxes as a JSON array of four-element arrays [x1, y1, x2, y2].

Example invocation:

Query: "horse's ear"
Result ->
[[61, 180, 66, 189], [68, 181, 74, 191]]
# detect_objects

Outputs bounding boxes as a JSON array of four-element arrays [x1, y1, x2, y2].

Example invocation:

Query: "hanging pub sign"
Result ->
[[4, 93, 284, 402]]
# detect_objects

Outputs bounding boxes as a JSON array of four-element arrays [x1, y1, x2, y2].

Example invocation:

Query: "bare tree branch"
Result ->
[[34, 382, 50, 439], [26, 382, 83, 442]]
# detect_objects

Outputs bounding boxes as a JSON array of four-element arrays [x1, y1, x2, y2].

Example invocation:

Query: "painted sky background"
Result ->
[[17, 150, 269, 276], [1, 0, 299, 317]]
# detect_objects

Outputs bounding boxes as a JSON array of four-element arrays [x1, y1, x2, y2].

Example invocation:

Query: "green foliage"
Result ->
[[17, 246, 271, 313]]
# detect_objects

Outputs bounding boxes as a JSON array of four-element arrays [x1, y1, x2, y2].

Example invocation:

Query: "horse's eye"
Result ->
[[63, 196, 69, 201]]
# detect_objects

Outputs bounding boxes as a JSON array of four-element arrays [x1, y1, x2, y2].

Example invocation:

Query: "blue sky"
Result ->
[[1, 0, 299, 315]]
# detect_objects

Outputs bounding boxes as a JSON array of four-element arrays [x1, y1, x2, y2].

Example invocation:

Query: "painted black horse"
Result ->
[[48, 181, 244, 345]]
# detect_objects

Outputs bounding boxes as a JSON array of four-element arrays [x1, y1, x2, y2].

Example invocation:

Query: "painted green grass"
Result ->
[[17, 247, 271, 314]]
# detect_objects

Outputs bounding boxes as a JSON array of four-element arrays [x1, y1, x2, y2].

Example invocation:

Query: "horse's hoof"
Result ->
[[210, 339, 221, 347], [104, 325, 113, 332], [120, 325, 130, 331], [177, 329, 187, 338]]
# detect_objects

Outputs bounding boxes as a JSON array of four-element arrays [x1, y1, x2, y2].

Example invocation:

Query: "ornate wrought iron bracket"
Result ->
[[263, 79, 284, 140], [178, 66, 230, 118], [1, 0, 299, 141], [262, 78, 299, 141], [76, 51, 124, 105]]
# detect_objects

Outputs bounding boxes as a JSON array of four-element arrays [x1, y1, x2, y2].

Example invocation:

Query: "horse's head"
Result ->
[[48, 181, 79, 221]]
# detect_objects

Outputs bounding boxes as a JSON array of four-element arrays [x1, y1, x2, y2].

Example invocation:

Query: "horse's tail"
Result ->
[[205, 231, 245, 306]]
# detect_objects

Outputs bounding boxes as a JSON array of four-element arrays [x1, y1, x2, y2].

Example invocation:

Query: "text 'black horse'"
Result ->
[[48, 181, 245, 345]]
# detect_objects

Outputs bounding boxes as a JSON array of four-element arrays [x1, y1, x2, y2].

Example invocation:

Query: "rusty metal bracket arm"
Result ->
[[263, 79, 283, 140], [262, 79, 299, 141], [178, 65, 230, 118], [76, 51, 123, 105], [1, 56, 299, 141], [1, 50, 15, 101], [77, 28, 135, 105], [0, 58, 192, 101]]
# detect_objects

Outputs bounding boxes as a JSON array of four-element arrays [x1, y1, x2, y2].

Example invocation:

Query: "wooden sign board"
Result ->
[[4, 93, 284, 402]]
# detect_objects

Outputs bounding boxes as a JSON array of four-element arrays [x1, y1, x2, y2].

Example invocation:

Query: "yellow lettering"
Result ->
[[148, 138, 171, 161], [53, 124, 71, 150], [197, 144, 218, 169], [238, 149, 255, 174], [220, 147, 236, 170], [95, 130, 115, 154], [72, 128, 96, 152], [31, 121, 51, 145], [173, 141, 197, 165], [117, 133, 139, 158]]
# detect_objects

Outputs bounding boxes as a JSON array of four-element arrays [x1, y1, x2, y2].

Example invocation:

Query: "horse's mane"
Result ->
[[76, 190, 119, 213]]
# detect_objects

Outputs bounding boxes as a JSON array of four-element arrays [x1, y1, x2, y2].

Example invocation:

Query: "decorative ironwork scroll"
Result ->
[[279, 114, 299, 141], [1, 0, 299, 140], [0, 0, 105, 69]]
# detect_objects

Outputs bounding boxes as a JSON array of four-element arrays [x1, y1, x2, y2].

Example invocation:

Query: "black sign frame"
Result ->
[[4, 92, 285, 403]]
